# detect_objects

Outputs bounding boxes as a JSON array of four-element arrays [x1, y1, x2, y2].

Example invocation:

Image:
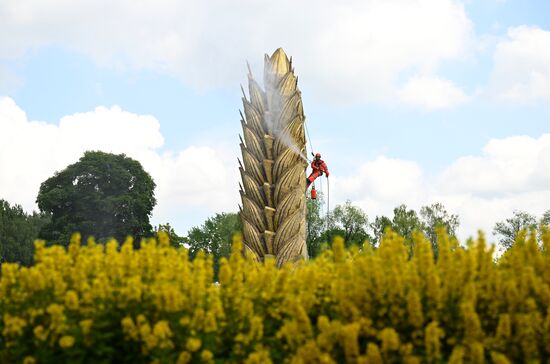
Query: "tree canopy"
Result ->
[[371, 204, 425, 253], [185, 212, 241, 275], [328, 200, 370, 247], [419, 202, 460, 256], [306, 200, 371, 253], [37, 151, 156, 245], [0, 199, 50, 265], [493, 209, 549, 251]]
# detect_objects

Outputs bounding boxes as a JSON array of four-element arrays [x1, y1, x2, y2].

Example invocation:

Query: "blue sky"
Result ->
[[1, 0, 549, 240]]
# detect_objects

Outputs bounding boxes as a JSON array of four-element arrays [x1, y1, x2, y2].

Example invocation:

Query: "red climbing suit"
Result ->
[[307, 153, 329, 186]]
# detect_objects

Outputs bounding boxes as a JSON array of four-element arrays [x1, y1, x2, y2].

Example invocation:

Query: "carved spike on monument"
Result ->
[[264, 206, 276, 232], [264, 135, 274, 160], [263, 159, 274, 185], [262, 182, 273, 208], [264, 230, 275, 255]]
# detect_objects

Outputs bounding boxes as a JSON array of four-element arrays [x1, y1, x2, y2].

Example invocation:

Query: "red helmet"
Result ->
[[315, 153, 321, 158]]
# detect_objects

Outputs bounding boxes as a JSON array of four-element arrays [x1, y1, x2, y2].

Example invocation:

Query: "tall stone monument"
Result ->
[[238, 48, 308, 266]]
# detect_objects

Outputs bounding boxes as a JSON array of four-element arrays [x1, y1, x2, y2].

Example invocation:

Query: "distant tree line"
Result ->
[[493, 210, 550, 251], [306, 195, 460, 258], [1, 150, 548, 267]]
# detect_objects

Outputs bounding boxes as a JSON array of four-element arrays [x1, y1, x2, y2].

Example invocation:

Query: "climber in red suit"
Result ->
[[307, 153, 329, 187]]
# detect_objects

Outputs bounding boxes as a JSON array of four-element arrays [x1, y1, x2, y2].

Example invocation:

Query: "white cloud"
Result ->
[[332, 156, 425, 215], [0, 97, 239, 234], [332, 133, 550, 242], [2, 97, 548, 243], [0, 0, 473, 105], [489, 26, 550, 103], [398, 75, 468, 109]]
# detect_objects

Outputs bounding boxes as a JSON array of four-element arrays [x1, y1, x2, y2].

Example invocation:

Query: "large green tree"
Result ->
[[370, 215, 393, 247], [540, 210, 550, 227], [325, 200, 370, 248], [420, 202, 459, 257], [0, 199, 50, 265], [185, 212, 241, 275], [493, 210, 550, 251], [371, 203, 459, 257], [37, 151, 156, 245], [371, 204, 425, 252]]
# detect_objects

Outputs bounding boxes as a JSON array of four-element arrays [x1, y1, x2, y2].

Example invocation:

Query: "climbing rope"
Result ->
[[319, 175, 325, 221], [326, 177, 330, 231], [304, 119, 314, 163], [304, 118, 330, 229]]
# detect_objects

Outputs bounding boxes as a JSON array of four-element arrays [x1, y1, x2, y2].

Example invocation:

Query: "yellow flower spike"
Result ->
[[218, 258, 231, 286], [379, 327, 400, 356], [1, 263, 19, 287], [203, 310, 218, 333], [544, 310, 550, 354], [244, 347, 273, 364], [2, 314, 27, 337], [341, 323, 360, 363], [186, 337, 202, 352], [490, 352, 512, 364], [68, 233, 81, 259], [406, 291, 424, 331], [79, 319, 93, 336], [190, 308, 206, 332], [33, 325, 48, 341], [232, 232, 243, 249], [366, 343, 383, 364], [69, 232, 81, 246], [153, 320, 173, 340], [23, 356, 36, 364], [448, 345, 465, 364], [468, 342, 484, 364], [46, 303, 66, 334], [158, 230, 170, 248], [86, 236, 96, 246], [200, 349, 214, 362], [106, 239, 118, 256], [332, 236, 345, 263], [179, 316, 190, 327], [494, 314, 511, 346], [177, 351, 192, 364], [123, 235, 134, 247], [121, 316, 139, 340], [64, 290, 79, 310], [403, 356, 421, 364], [33, 240, 46, 263], [59, 335, 75, 349], [425, 321, 444, 363], [204, 254, 215, 284], [144, 334, 159, 351], [461, 301, 482, 341]]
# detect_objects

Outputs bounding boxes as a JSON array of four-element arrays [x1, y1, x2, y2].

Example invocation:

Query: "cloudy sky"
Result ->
[[1, 0, 549, 242]]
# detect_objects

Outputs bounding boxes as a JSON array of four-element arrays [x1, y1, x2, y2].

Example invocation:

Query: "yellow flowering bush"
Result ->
[[1, 228, 549, 363]]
